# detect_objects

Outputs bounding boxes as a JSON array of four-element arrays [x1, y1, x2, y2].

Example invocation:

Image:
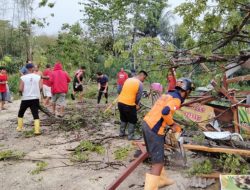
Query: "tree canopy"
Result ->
[[0, 0, 249, 88]]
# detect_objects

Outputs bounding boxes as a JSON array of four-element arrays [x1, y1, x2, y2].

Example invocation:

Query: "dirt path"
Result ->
[[0, 100, 219, 190]]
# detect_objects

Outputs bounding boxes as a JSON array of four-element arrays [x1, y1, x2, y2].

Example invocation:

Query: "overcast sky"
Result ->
[[34, 0, 186, 35]]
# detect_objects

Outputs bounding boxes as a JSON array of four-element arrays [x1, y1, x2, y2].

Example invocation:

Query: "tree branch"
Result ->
[[213, 12, 250, 52]]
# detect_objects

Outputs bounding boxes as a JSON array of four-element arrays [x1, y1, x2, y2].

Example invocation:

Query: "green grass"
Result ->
[[23, 129, 35, 138], [75, 141, 105, 155], [0, 150, 25, 161], [31, 161, 48, 175], [114, 145, 132, 160], [70, 152, 89, 162], [71, 141, 105, 162]]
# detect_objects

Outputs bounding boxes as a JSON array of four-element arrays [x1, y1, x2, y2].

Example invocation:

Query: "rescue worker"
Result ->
[[142, 78, 194, 190], [17, 63, 42, 134], [118, 70, 148, 140]]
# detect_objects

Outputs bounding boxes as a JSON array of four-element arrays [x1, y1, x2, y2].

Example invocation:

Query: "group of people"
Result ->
[[16, 61, 71, 134], [2, 61, 194, 190], [15, 61, 115, 135], [115, 67, 194, 190]]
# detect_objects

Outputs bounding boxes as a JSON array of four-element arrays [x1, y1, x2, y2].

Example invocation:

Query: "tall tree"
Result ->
[[81, 0, 167, 38], [81, 0, 167, 70], [81, 0, 129, 39], [12, 0, 55, 61], [175, 0, 250, 55], [130, 0, 167, 38]]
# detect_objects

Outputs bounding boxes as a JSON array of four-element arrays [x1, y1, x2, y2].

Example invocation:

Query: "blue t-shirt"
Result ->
[[20, 66, 28, 75], [97, 75, 108, 87]]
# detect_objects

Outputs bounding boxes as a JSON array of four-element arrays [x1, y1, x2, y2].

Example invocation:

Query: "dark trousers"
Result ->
[[97, 86, 108, 104], [18, 99, 39, 120], [118, 102, 137, 124]]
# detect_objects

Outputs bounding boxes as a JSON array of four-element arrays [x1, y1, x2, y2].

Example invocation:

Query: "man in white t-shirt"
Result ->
[[17, 63, 42, 135]]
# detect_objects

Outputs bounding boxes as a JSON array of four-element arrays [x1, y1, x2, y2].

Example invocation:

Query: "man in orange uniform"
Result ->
[[118, 70, 148, 140], [142, 78, 194, 190]]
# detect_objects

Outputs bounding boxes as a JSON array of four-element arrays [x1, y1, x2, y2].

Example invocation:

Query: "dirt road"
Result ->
[[0, 100, 219, 190]]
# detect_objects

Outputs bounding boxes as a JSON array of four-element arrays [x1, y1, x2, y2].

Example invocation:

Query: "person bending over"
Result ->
[[118, 70, 148, 140], [71, 66, 86, 102], [96, 72, 109, 104], [142, 78, 194, 190]]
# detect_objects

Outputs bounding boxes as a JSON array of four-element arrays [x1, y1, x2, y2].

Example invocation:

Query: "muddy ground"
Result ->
[[0, 99, 219, 190]]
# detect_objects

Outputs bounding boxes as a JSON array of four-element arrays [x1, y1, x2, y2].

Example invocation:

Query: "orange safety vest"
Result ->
[[144, 93, 182, 135], [118, 78, 140, 106]]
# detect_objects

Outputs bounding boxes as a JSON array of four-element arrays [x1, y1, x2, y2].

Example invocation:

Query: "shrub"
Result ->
[[8, 74, 20, 96], [188, 160, 213, 176]]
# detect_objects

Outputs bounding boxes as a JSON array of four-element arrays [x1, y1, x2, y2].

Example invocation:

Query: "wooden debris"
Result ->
[[182, 96, 215, 107], [233, 107, 240, 133], [198, 172, 221, 179], [226, 74, 250, 84], [183, 144, 250, 157]]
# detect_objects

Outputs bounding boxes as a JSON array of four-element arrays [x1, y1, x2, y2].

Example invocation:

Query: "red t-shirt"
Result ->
[[167, 75, 176, 91], [0, 74, 7, 92], [43, 68, 52, 87], [117, 71, 128, 86]]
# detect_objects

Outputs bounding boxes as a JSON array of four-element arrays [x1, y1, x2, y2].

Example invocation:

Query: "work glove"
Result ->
[[166, 123, 182, 147]]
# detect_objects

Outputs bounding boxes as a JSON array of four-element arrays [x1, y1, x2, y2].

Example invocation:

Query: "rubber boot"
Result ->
[[71, 94, 75, 100], [158, 168, 175, 188], [128, 123, 141, 140], [119, 122, 127, 137], [34, 119, 41, 135], [144, 173, 159, 190], [16, 117, 23, 132]]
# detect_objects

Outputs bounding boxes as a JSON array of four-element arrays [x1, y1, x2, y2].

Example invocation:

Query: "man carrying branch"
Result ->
[[142, 78, 194, 190]]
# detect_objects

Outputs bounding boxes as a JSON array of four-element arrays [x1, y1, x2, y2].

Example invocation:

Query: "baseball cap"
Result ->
[[26, 63, 34, 69]]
